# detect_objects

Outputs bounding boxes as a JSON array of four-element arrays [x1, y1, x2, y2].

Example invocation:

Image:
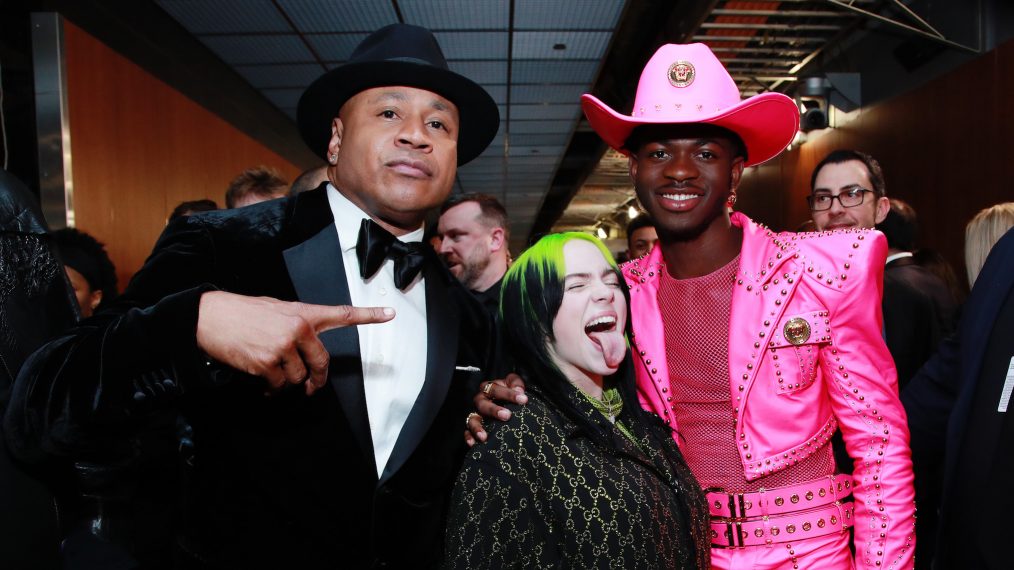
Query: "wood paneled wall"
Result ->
[[738, 37, 1014, 280], [63, 21, 302, 289]]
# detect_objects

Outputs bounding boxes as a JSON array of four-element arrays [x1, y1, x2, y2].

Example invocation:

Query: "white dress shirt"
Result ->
[[327, 184, 428, 477]]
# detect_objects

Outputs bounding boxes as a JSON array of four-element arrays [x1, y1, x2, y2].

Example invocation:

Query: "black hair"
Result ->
[[499, 232, 656, 449], [877, 198, 918, 251], [169, 199, 218, 222], [810, 149, 886, 197], [626, 214, 655, 237], [50, 228, 118, 307]]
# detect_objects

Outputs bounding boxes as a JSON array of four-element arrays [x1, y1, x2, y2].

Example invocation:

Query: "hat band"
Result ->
[[633, 100, 727, 118], [386, 56, 436, 66]]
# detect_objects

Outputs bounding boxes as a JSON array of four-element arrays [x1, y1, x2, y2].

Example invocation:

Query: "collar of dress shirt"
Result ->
[[885, 251, 914, 266], [327, 183, 424, 253]]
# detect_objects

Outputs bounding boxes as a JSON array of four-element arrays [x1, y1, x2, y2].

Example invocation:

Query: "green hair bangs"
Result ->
[[499, 232, 617, 323]]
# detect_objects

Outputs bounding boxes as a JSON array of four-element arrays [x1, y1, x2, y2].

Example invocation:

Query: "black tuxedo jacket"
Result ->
[[5, 185, 494, 569], [882, 255, 956, 389], [902, 228, 1014, 569]]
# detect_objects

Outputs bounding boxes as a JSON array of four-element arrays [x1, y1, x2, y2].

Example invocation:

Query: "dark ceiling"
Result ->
[[2, 0, 1009, 249]]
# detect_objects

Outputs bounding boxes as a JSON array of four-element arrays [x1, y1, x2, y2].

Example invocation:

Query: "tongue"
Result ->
[[589, 330, 626, 369]]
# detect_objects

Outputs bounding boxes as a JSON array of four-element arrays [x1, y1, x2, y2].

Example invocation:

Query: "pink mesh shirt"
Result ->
[[657, 255, 835, 491]]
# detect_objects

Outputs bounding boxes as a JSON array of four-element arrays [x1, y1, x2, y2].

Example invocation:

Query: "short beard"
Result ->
[[458, 253, 491, 291]]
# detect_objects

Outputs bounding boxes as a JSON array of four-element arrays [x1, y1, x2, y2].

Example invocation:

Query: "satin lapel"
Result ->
[[379, 259, 459, 484], [282, 223, 376, 474]]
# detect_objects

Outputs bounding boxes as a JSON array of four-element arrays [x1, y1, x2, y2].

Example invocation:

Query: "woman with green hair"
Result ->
[[443, 232, 709, 569]]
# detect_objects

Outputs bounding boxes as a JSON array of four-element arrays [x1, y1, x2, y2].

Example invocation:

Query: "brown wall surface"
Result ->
[[737, 37, 1014, 281], [63, 21, 302, 289]]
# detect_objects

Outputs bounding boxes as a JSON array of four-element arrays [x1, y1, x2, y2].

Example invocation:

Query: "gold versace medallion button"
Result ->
[[783, 317, 811, 345], [667, 60, 695, 88]]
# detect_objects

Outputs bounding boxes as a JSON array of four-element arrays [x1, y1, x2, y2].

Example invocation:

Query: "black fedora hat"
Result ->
[[297, 24, 499, 166]]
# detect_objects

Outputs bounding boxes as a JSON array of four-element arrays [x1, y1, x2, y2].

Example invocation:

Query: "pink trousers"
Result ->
[[710, 531, 854, 570]]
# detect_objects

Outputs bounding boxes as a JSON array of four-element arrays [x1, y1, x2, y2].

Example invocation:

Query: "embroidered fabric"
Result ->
[[444, 384, 710, 569]]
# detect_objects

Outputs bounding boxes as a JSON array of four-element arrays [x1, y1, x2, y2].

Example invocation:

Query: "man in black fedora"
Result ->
[[5, 24, 500, 569]]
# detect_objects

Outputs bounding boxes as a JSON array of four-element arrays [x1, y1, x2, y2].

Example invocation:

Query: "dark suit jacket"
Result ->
[[5, 185, 494, 569], [902, 228, 1014, 570], [883, 255, 957, 389]]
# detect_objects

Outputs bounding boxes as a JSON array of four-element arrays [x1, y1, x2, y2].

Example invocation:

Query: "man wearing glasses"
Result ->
[[806, 149, 952, 383], [808, 150, 890, 232], [809, 149, 952, 570]]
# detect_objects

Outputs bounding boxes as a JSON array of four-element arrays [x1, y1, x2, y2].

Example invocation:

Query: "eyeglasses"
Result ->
[[807, 187, 876, 211]]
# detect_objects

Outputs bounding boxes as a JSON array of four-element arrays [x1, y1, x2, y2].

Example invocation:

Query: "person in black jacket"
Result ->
[[0, 168, 76, 569], [877, 198, 957, 389], [902, 215, 1014, 570], [5, 24, 500, 569], [444, 232, 709, 569]]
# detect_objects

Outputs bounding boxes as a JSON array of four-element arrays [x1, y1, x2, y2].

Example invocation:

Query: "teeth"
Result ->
[[586, 316, 616, 328], [661, 193, 698, 202]]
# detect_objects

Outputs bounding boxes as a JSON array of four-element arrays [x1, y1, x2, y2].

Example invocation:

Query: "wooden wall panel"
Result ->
[[63, 21, 302, 289], [737, 38, 1014, 279]]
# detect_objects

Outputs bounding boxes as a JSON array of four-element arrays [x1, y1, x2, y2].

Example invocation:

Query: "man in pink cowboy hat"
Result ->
[[472, 43, 915, 569]]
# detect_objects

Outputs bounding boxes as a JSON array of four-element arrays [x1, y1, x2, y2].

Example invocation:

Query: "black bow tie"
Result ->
[[356, 218, 428, 290]]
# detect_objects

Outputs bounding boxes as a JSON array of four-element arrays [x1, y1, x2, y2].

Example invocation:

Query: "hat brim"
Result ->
[[298, 61, 500, 166], [581, 92, 799, 167]]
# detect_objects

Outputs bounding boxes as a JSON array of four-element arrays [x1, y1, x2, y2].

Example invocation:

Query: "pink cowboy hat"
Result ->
[[581, 43, 799, 166]]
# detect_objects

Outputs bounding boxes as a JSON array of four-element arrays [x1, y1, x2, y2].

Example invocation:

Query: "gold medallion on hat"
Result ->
[[783, 317, 811, 346], [667, 60, 695, 88]]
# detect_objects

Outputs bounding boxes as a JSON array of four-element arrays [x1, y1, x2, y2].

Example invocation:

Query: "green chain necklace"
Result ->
[[579, 386, 641, 447], [585, 386, 624, 424]]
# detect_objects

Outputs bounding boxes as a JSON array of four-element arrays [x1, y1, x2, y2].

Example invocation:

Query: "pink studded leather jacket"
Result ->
[[623, 212, 915, 569]]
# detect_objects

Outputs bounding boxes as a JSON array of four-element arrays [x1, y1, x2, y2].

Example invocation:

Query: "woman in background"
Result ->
[[443, 232, 708, 569], [964, 201, 1014, 288]]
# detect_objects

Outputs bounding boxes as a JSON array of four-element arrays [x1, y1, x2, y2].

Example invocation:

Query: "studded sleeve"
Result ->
[[821, 231, 916, 569]]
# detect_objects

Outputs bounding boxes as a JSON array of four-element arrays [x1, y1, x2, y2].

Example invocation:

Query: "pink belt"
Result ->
[[706, 474, 854, 548]]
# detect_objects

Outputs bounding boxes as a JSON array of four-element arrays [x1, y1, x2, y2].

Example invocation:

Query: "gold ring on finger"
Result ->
[[482, 381, 495, 396]]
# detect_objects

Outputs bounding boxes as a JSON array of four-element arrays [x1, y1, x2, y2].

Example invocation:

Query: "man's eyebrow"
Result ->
[[368, 91, 408, 104], [693, 136, 734, 148], [430, 99, 450, 112], [813, 184, 864, 194]]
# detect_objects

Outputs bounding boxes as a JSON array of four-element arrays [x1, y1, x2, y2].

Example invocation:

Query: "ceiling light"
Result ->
[[596, 227, 607, 239], [627, 206, 639, 219]]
